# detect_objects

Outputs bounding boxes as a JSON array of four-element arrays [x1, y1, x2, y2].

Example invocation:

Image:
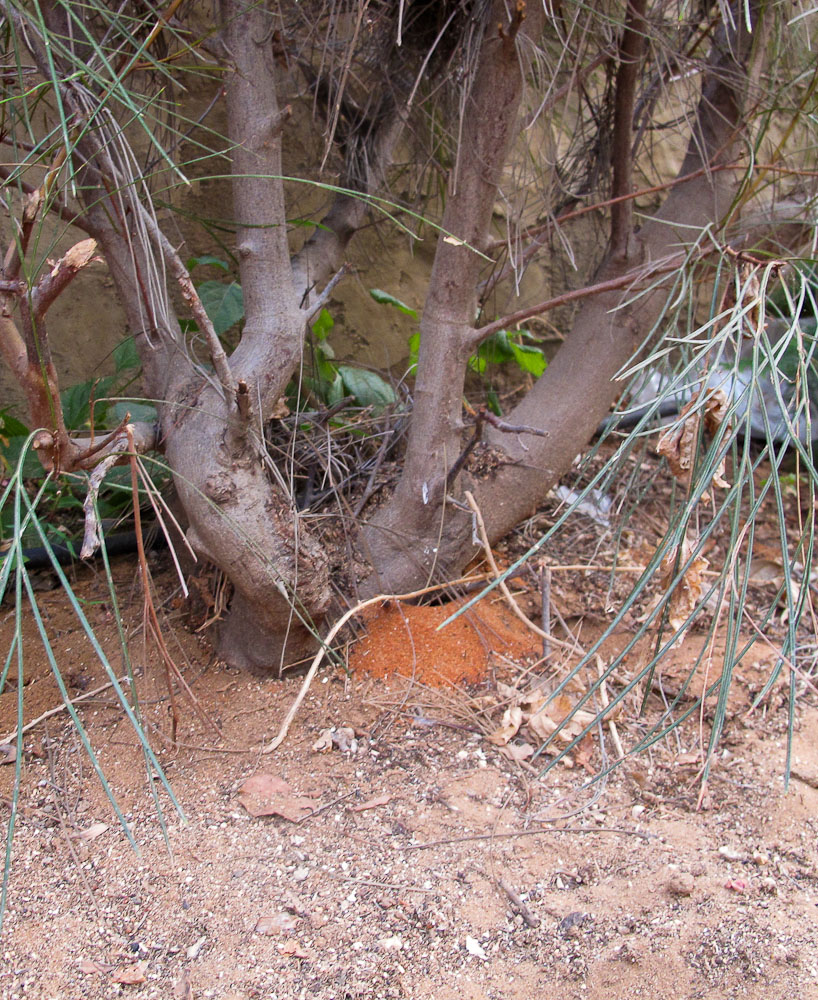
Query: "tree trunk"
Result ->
[[95, 1, 333, 673], [364, 4, 757, 593], [362, 0, 545, 592]]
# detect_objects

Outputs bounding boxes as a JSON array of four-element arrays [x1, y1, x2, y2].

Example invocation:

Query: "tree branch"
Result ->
[[291, 94, 403, 312], [31, 239, 100, 317], [484, 162, 741, 254], [221, 1, 299, 377], [362, 0, 547, 591], [470, 250, 700, 349], [153, 228, 236, 399], [610, 0, 648, 256]]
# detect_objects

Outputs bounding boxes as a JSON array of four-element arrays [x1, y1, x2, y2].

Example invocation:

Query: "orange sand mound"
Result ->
[[349, 597, 539, 688]]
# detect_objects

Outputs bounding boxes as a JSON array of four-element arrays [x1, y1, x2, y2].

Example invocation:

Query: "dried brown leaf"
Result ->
[[486, 706, 523, 746], [656, 389, 730, 493], [526, 693, 595, 744], [277, 939, 311, 959], [497, 742, 535, 762], [78, 822, 108, 842], [237, 774, 316, 822], [659, 538, 709, 641], [113, 962, 147, 985]]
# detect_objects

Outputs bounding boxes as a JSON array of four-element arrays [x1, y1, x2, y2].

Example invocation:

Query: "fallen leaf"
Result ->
[[486, 706, 523, 746], [277, 939, 310, 958], [465, 935, 487, 960], [271, 396, 290, 420], [312, 729, 334, 751], [0, 743, 16, 765], [656, 389, 730, 494], [237, 774, 317, 821], [173, 972, 194, 1000], [574, 734, 596, 774], [255, 912, 299, 936], [312, 727, 357, 753], [77, 958, 114, 975], [186, 936, 207, 959], [496, 682, 519, 701], [526, 693, 595, 744], [497, 742, 534, 762], [78, 822, 108, 842], [349, 792, 391, 812], [113, 962, 147, 985], [658, 538, 709, 642]]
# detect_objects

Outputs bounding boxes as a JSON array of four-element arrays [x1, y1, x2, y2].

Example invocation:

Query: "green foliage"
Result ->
[[303, 307, 397, 408], [468, 330, 547, 377], [369, 288, 419, 319], [408, 331, 420, 375], [409, 328, 547, 387], [187, 255, 230, 273], [336, 366, 396, 407], [197, 280, 245, 338]]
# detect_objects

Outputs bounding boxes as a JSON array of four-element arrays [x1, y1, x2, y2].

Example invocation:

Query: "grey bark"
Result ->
[[363, 3, 759, 594], [362, 0, 546, 592]]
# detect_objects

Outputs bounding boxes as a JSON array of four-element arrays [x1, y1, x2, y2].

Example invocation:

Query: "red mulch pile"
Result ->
[[349, 597, 539, 687]]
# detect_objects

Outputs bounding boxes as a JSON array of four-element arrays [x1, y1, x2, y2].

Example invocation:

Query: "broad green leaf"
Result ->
[[61, 377, 115, 430], [111, 401, 158, 425], [510, 342, 547, 377], [327, 371, 346, 407], [338, 366, 396, 407], [315, 348, 337, 384], [407, 331, 420, 374], [197, 280, 245, 337], [0, 413, 30, 441], [113, 337, 141, 374], [370, 288, 418, 319], [487, 388, 502, 415], [187, 254, 229, 272], [472, 332, 515, 370], [312, 308, 334, 340]]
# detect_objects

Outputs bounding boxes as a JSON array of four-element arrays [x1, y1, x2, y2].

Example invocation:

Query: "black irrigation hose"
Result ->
[[15, 527, 165, 570]]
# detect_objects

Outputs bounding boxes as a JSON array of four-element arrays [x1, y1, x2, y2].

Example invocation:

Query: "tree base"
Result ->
[[214, 591, 322, 677]]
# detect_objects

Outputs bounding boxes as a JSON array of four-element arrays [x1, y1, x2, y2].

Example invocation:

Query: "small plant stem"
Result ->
[[469, 248, 716, 348], [45, 727, 102, 917], [464, 490, 555, 647], [407, 826, 653, 851], [540, 565, 551, 661], [497, 877, 540, 928], [0, 676, 130, 745]]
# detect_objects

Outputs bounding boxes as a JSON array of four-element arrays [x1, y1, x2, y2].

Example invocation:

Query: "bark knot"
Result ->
[[205, 472, 238, 505]]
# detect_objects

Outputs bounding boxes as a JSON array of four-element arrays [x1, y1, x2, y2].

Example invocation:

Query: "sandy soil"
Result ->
[[1, 552, 817, 1000]]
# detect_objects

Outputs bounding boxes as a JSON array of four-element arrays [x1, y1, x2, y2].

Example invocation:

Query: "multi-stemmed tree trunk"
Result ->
[[0, 0, 790, 672]]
